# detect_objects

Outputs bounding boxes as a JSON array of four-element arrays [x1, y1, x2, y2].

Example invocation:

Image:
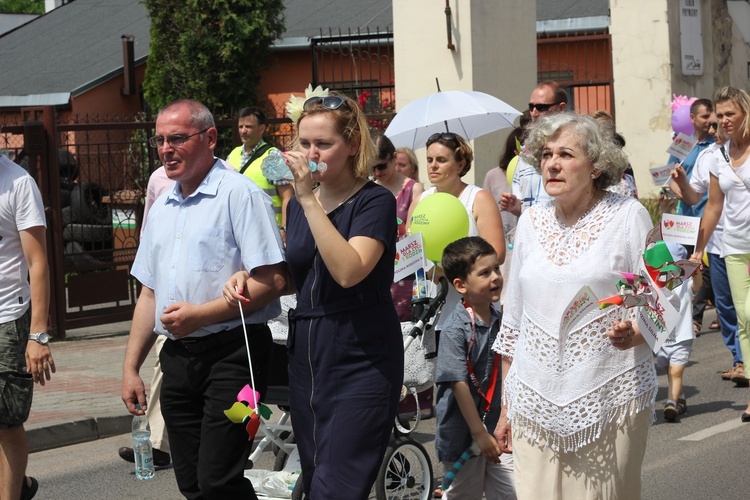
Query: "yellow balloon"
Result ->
[[410, 193, 470, 262]]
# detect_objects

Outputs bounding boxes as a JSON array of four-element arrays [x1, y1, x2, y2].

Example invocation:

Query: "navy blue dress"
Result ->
[[286, 181, 403, 499]]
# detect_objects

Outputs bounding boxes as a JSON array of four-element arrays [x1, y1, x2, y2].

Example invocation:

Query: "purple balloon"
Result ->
[[671, 105, 694, 136]]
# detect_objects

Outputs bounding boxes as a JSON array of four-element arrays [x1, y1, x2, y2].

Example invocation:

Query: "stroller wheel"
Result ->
[[273, 432, 296, 472], [374, 438, 433, 500], [291, 473, 305, 500]]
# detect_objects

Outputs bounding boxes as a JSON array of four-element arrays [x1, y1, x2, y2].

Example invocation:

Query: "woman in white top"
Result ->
[[413, 132, 505, 329], [492, 113, 656, 499], [690, 86, 750, 422]]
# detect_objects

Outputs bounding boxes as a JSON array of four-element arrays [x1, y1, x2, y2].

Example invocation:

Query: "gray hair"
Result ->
[[522, 113, 627, 190], [159, 99, 216, 130]]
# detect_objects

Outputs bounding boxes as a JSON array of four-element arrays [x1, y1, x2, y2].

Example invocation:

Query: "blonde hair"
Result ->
[[714, 86, 750, 140], [395, 147, 420, 181], [297, 93, 376, 179]]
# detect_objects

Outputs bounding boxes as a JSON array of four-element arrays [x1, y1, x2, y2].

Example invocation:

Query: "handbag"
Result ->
[[401, 320, 437, 391]]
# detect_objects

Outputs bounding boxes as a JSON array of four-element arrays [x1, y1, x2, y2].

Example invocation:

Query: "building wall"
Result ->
[[611, 0, 674, 196], [393, 0, 535, 186], [66, 64, 147, 119], [667, 0, 716, 101], [612, 0, 750, 197]]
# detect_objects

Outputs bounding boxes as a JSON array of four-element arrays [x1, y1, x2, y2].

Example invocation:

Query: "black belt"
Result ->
[[172, 323, 267, 354]]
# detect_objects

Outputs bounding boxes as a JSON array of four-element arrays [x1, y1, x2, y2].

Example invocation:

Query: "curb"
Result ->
[[27, 415, 131, 453]]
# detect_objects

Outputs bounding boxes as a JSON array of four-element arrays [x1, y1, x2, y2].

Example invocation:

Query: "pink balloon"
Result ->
[[671, 105, 694, 136]]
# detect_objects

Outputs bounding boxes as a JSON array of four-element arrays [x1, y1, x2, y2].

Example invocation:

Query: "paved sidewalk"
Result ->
[[26, 320, 157, 453]]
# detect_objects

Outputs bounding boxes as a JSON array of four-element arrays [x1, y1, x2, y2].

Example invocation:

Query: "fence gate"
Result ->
[[537, 31, 615, 118], [4, 108, 243, 339], [311, 28, 396, 132]]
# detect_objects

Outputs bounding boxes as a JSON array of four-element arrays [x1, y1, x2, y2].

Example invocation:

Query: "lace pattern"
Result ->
[[493, 192, 657, 452], [532, 191, 622, 266]]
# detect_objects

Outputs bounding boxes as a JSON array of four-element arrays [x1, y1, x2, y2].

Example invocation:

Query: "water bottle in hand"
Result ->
[[260, 150, 327, 181], [132, 404, 155, 480]]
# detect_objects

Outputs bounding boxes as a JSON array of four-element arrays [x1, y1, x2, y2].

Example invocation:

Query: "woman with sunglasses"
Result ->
[[689, 87, 750, 422], [415, 132, 506, 329], [226, 94, 403, 498]]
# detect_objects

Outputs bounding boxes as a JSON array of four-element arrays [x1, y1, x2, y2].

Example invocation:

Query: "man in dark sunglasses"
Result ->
[[528, 81, 568, 121], [500, 82, 568, 216]]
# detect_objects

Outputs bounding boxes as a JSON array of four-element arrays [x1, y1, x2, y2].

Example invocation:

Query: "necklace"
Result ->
[[320, 178, 360, 213], [339, 178, 360, 205], [555, 191, 603, 229]]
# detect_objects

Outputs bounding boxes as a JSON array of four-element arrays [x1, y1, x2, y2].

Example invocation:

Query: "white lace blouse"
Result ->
[[492, 191, 657, 452]]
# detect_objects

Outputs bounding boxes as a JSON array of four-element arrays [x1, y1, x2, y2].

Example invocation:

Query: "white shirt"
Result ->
[[511, 157, 553, 213], [131, 160, 285, 339], [0, 155, 47, 323], [707, 140, 750, 256], [493, 192, 657, 452], [690, 145, 724, 256]]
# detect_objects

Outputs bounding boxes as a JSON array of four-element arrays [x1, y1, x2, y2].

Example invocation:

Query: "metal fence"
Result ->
[[1, 106, 393, 338]]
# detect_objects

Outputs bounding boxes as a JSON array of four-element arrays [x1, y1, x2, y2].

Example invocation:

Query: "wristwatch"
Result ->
[[28, 332, 50, 345]]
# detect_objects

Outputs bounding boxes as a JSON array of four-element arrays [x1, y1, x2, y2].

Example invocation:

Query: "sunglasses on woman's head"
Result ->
[[426, 132, 459, 147], [303, 96, 351, 112]]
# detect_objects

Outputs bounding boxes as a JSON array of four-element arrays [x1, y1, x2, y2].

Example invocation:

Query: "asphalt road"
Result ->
[[26, 313, 750, 499]]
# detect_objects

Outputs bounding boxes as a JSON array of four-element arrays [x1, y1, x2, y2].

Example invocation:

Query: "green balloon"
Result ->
[[410, 193, 470, 262]]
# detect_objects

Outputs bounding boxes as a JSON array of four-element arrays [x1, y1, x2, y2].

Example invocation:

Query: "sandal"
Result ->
[[693, 322, 701, 338], [433, 486, 444, 498], [710, 320, 720, 330], [20, 476, 38, 500]]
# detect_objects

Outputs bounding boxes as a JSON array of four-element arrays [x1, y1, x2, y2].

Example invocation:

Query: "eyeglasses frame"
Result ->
[[149, 128, 209, 149]]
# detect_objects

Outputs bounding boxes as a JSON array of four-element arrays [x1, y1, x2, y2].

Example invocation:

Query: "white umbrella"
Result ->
[[384, 90, 522, 150]]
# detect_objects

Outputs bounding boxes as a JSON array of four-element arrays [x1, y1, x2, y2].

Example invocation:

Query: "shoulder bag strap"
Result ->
[[239, 143, 274, 175]]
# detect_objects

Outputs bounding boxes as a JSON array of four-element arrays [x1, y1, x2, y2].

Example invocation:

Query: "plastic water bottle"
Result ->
[[132, 404, 155, 480], [260, 149, 327, 181]]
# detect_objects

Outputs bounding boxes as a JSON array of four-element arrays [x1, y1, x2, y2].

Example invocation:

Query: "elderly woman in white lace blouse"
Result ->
[[492, 113, 657, 499]]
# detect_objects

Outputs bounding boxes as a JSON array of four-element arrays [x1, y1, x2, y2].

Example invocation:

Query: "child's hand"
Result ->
[[494, 410, 513, 454], [475, 430, 501, 464]]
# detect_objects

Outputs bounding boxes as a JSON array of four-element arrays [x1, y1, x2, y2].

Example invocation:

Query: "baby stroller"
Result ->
[[370, 277, 449, 500], [246, 281, 448, 499]]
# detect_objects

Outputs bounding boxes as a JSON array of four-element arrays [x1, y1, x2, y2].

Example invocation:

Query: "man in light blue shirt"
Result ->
[[121, 99, 289, 499], [667, 98, 715, 218]]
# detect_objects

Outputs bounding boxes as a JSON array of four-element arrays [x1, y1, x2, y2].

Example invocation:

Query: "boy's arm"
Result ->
[[451, 381, 501, 463], [691, 272, 702, 294]]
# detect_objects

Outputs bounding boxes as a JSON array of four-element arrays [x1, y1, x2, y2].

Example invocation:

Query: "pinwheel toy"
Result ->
[[597, 227, 699, 325], [223, 288, 273, 440], [440, 441, 481, 492], [642, 227, 700, 290], [596, 272, 657, 320]]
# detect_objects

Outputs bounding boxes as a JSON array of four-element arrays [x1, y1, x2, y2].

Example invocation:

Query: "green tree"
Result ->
[[143, 0, 285, 116], [0, 0, 44, 14]]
